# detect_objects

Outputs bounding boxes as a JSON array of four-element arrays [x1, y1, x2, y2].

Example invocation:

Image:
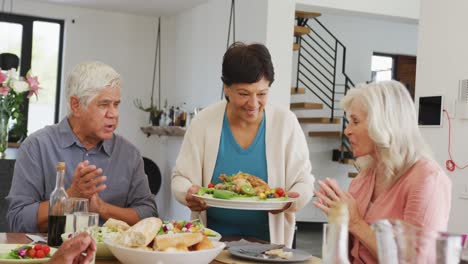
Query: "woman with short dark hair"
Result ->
[[172, 42, 315, 247]]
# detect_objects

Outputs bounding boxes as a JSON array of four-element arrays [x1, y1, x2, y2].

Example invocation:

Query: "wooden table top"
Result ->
[[0, 233, 321, 264]]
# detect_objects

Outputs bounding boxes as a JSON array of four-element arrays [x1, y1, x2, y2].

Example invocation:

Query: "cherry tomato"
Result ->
[[27, 249, 36, 258], [42, 245, 50, 255], [35, 249, 45, 258], [33, 244, 42, 251], [208, 183, 215, 188], [276, 187, 285, 197]]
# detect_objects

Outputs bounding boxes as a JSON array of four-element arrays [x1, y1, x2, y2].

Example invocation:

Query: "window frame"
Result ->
[[371, 52, 396, 81], [0, 12, 64, 134]]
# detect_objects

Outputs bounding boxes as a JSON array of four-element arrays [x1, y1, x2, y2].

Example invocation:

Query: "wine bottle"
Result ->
[[47, 162, 68, 246], [322, 202, 350, 264]]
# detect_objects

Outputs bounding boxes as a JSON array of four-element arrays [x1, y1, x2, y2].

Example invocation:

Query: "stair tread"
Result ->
[[298, 117, 341, 124], [291, 102, 323, 109], [290, 87, 305, 94], [294, 26, 311, 37], [340, 158, 355, 165], [293, 43, 300, 51], [308, 131, 341, 137], [295, 11, 322, 19]]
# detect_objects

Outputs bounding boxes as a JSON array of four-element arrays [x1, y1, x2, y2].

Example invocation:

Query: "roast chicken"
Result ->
[[216, 172, 270, 195]]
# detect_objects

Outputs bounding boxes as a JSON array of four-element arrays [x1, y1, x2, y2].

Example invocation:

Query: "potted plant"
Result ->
[[134, 99, 163, 126]]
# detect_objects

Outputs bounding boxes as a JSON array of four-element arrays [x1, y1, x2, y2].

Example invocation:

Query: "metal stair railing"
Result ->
[[294, 16, 355, 162]]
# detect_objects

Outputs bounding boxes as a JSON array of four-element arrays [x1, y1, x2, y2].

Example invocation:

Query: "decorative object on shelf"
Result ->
[[0, 68, 41, 158], [141, 126, 186, 137], [134, 17, 163, 126]]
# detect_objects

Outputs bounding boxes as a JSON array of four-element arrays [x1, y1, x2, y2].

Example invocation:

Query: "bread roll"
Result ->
[[160, 242, 189, 252], [154, 233, 203, 251], [117, 217, 162, 247], [103, 218, 130, 232], [192, 236, 214, 251]]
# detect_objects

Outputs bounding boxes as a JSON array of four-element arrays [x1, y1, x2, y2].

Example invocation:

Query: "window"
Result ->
[[0, 12, 64, 141], [371, 53, 394, 82]]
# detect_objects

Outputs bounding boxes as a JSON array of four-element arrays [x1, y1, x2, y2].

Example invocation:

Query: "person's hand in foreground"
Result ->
[[47, 232, 96, 264]]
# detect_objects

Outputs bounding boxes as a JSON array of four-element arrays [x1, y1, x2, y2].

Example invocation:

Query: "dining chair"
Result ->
[[143, 157, 162, 196]]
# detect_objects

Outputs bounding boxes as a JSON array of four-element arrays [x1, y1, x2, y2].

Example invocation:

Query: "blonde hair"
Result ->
[[341, 80, 432, 184], [66, 61, 121, 115]]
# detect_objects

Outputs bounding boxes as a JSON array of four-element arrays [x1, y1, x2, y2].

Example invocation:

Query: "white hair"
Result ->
[[341, 80, 432, 184], [66, 61, 121, 115]]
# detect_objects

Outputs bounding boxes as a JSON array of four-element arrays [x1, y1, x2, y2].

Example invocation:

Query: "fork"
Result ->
[[25, 234, 47, 245]]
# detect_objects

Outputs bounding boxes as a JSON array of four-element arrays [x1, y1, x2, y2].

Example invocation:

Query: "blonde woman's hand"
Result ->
[[186, 185, 208, 212], [313, 178, 362, 226]]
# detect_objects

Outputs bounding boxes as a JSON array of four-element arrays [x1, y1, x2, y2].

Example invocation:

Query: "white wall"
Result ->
[[291, 11, 419, 222], [265, 1, 295, 107], [416, 0, 468, 233], [163, 0, 293, 110], [309, 12, 419, 84], [295, 0, 420, 21]]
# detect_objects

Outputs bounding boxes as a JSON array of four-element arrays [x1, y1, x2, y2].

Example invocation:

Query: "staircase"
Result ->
[[291, 11, 358, 174]]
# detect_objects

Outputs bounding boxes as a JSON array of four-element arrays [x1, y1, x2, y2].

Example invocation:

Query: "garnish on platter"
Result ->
[[158, 219, 219, 239], [197, 172, 288, 200], [0, 244, 51, 260]]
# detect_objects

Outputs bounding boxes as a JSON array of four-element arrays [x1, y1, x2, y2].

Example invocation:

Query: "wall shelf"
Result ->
[[141, 126, 186, 137]]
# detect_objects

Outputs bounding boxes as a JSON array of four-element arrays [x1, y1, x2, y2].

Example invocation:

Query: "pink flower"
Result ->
[[26, 75, 40, 99], [0, 85, 9, 96], [0, 69, 6, 84]]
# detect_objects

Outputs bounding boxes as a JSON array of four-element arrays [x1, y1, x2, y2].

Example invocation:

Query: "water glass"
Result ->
[[373, 219, 462, 264], [65, 198, 89, 233], [73, 212, 99, 264], [73, 212, 99, 234]]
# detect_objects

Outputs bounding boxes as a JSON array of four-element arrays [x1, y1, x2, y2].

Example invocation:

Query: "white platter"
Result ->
[[0, 244, 57, 264], [192, 194, 295, 210]]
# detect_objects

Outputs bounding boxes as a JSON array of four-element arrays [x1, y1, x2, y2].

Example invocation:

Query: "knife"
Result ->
[[26, 234, 47, 244]]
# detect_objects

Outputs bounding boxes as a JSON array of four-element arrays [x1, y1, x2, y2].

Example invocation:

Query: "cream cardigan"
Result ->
[[171, 100, 315, 247]]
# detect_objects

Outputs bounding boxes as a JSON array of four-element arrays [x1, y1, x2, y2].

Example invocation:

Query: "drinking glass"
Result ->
[[64, 198, 89, 233], [373, 219, 463, 264], [73, 212, 99, 264], [73, 212, 99, 235]]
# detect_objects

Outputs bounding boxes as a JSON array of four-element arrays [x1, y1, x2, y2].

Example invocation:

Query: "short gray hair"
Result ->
[[341, 80, 432, 184], [66, 61, 121, 114]]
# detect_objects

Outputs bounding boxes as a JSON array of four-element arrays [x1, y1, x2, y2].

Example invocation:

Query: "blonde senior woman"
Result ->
[[172, 42, 315, 247], [314, 81, 451, 263]]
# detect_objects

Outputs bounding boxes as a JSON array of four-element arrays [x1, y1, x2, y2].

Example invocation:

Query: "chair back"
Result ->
[[143, 157, 161, 195]]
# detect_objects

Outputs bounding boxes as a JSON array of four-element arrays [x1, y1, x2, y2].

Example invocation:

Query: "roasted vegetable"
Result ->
[[213, 190, 237, 199]]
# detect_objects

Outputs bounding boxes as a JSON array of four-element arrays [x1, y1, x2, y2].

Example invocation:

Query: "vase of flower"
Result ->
[[0, 68, 41, 158], [0, 109, 8, 158]]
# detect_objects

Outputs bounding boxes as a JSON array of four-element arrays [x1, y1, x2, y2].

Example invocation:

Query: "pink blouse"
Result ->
[[348, 159, 452, 264]]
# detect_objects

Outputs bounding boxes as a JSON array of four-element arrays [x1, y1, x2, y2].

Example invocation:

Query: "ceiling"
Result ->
[[34, 0, 210, 16]]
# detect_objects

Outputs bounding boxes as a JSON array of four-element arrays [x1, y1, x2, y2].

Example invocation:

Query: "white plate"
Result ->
[[104, 239, 225, 264], [229, 245, 312, 263], [192, 194, 295, 210], [0, 244, 57, 264]]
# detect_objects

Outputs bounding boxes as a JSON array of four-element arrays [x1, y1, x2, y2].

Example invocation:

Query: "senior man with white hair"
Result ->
[[7, 61, 158, 232]]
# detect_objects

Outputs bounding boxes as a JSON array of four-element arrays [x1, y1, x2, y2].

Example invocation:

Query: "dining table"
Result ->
[[0, 233, 321, 264]]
